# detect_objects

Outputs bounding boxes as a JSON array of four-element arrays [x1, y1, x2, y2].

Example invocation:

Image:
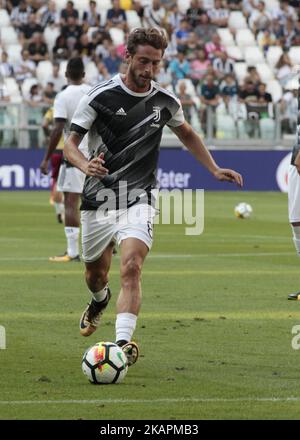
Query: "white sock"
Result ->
[[292, 226, 300, 256], [54, 202, 64, 215], [64, 226, 80, 258], [115, 313, 137, 343], [90, 285, 108, 303]]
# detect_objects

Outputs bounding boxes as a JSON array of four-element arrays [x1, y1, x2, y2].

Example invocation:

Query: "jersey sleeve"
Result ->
[[70, 94, 98, 132], [167, 101, 185, 128], [53, 92, 67, 120]]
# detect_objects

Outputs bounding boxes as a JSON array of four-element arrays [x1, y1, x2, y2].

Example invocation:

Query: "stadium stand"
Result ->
[[0, 0, 300, 147]]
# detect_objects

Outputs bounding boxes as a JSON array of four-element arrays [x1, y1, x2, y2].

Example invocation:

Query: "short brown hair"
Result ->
[[127, 28, 168, 56]]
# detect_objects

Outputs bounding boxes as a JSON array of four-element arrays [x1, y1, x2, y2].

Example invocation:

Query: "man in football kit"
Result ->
[[40, 57, 90, 262], [288, 89, 300, 300], [64, 28, 243, 365]]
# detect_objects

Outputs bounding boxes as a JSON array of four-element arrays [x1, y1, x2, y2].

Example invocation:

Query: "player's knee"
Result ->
[[121, 258, 142, 287], [85, 268, 108, 290]]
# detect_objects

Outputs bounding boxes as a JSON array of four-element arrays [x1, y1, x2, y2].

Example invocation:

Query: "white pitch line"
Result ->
[[1, 397, 300, 405], [0, 252, 295, 262]]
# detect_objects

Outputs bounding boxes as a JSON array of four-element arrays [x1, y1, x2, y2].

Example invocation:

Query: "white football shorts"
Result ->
[[288, 164, 300, 223], [81, 203, 157, 263], [56, 162, 86, 193]]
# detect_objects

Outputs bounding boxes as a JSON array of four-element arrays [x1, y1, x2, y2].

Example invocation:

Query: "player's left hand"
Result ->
[[214, 168, 243, 187]]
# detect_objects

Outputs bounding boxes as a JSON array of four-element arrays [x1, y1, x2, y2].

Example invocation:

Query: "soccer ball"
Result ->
[[82, 342, 128, 384], [234, 202, 253, 219]]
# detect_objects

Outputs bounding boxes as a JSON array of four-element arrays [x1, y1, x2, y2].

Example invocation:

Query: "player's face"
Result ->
[[126, 45, 163, 92]]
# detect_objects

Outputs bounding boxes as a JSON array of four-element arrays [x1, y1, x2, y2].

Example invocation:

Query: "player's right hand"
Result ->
[[40, 159, 49, 175], [84, 152, 109, 178]]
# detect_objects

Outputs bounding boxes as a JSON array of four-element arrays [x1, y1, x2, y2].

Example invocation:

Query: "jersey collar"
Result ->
[[114, 74, 154, 97]]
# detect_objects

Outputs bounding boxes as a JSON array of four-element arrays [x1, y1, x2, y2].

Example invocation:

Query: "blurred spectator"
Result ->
[[132, 1, 145, 25], [168, 51, 190, 88], [38, 0, 60, 29], [10, 0, 32, 29], [272, 0, 297, 27], [14, 49, 36, 84], [280, 87, 298, 133], [176, 19, 192, 52], [257, 82, 272, 105], [257, 29, 277, 54], [185, 32, 204, 59], [19, 12, 43, 43], [25, 83, 43, 148], [243, 0, 260, 20], [186, 0, 205, 28], [219, 73, 238, 96], [227, 0, 243, 10], [53, 34, 70, 61], [212, 51, 235, 79], [195, 13, 217, 42], [106, 0, 128, 31], [156, 60, 173, 89], [144, 0, 166, 29], [0, 51, 14, 78], [275, 52, 293, 87], [103, 46, 123, 76], [177, 80, 195, 123], [47, 62, 66, 93], [28, 32, 49, 64], [282, 17, 296, 47], [238, 79, 259, 103], [42, 81, 56, 105], [96, 38, 113, 60], [166, 2, 184, 32], [207, 0, 229, 28], [94, 61, 110, 84], [74, 33, 96, 62], [244, 66, 261, 86], [189, 48, 211, 86], [0, 74, 10, 102], [200, 74, 221, 107], [61, 16, 83, 51], [60, 1, 79, 26], [249, 1, 272, 35], [205, 33, 226, 60], [82, 0, 101, 31]]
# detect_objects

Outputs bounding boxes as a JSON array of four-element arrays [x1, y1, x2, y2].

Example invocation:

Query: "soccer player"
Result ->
[[288, 100, 300, 300], [40, 57, 90, 262], [63, 28, 243, 365]]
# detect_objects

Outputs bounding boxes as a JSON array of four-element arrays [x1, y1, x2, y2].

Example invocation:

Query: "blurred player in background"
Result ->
[[288, 74, 300, 300], [64, 28, 243, 366], [40, 57, 90, 262], [41, 106, 64, 223]]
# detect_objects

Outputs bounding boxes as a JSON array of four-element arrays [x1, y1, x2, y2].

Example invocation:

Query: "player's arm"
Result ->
[[292, 148, 300, 174], [171, 121, 243, 187], [40, 118, 65, 175], [64, 128, 108, 178]]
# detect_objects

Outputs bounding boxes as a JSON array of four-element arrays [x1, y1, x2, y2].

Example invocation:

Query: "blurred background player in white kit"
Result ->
[[40, 57, 90, 262]]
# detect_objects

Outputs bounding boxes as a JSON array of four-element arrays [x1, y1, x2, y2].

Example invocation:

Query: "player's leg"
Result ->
[[52, 182, 64, 224], [288, 165, 300, 299], [80, 241, 115, 336], [115, 237, 149, 366]]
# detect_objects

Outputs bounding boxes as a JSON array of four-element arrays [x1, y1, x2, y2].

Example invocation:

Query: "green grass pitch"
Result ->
[[1, 190, 300, 420]]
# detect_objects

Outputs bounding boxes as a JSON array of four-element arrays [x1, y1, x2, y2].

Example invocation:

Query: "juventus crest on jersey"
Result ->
[[71, 74, 185, 210]]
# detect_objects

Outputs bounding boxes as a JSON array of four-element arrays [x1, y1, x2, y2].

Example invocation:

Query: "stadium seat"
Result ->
[[266, 46, 283, 68], [6, 44, 22, 64], [236, 29, 256, 48], [234, 62, 248, 83], [84, 61, 98, 84], [288, 46, 300, 65], [59, 60, 68, 78], [109, 27, 125, 45], [244, 46, 265, 65], [36, 61, 54, 86], [4, 78, 22, 103], [259, 118, 275, 139], [126, 10, 142, 30], [285, 77, 298, 90], [228, 11, 248, 31], [0, 26, 18, 45], [178, 0, 192, 14], [256, 63, 274, 82], [266, 79, 283, 103], [217, 28, 235, 46], [225, 46, 244, 61], [0, 9, 10, 27], [264, 0, 280, 12], [44, 26, 60, 54], [21, 77, 39, 99], [216, 114, 237, 139]]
